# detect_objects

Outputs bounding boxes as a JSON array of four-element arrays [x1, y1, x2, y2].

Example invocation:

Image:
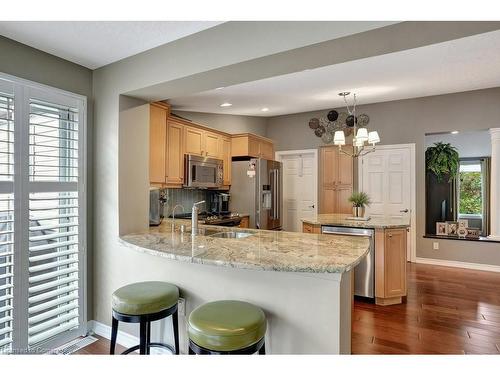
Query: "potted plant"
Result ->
[[425, 142, 459, 182], [348, 191, 371, 218]]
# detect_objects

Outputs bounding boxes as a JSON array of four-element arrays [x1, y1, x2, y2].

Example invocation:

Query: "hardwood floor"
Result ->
[[74, 336, 126, 355], [352, 262, 500, 354], [76, 263, 500, 355]]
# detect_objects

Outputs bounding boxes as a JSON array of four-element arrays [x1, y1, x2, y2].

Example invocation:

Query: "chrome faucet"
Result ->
[[191, 200, 205, 235], [171, 204, 185, 232]]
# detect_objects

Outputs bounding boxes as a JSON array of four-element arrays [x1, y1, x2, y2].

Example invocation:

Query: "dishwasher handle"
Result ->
[[321, 227, 373, 237]]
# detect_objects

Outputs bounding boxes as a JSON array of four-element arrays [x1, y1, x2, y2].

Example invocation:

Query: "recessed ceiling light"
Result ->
[[215, 87, 225, 90], [261, 107, 269, 112], [220, 102, 232, 107], [451, 131, 459, 134]]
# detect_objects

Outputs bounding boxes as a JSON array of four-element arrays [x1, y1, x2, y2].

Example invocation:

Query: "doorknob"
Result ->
[[308, 204, 315, 209], [400, 209, 409, 213]]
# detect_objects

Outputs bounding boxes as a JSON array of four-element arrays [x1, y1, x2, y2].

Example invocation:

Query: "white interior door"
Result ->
[[276, 150, 317, 232], [359, 144, 416, 261]]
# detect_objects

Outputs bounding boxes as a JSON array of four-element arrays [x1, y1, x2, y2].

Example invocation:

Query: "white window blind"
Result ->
[[0, 89, 14, 353], [0, 74, 86, 354]]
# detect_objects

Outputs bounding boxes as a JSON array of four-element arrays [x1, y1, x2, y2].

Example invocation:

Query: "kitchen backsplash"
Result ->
[[162, 188, 209, 217]]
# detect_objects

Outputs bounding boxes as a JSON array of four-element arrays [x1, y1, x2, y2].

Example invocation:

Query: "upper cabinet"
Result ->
[[319, 145, 354, 214], [149, 103, 168, 185], [184, 126, 204, 156], [149, 102, 253, 188], [231, 133, 275, 160], [219, 135, 232, 187], [166, 119, 184, 185]]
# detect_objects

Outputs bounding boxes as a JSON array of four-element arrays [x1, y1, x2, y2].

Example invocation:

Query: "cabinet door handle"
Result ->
[[388, 233, 393, 238]]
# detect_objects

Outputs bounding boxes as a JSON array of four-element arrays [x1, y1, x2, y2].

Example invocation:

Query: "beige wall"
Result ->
[[0, 35, 95, 319], [266, 88, 500, 265], [172, 110, 267, 136]]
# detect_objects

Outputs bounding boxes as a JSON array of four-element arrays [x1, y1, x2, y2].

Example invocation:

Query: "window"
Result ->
[[0, 74, 86, 353], [457, 157, 490, 236]]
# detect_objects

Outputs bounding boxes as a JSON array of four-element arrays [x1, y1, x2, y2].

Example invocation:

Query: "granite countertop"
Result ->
[[120, 219, 369, 274], [301, 214, 410, 229]]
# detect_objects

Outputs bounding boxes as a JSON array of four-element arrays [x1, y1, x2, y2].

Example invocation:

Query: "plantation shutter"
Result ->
[[26, 89, 85, 350], [0, 83, 14, 353], [0, 75, 86, 353]]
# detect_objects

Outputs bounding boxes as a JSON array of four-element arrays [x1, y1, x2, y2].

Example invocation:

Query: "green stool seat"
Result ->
[[112, 281, 179, 316], [188, 300, 266, 352]]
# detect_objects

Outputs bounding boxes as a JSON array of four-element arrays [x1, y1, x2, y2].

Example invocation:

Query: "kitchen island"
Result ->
[[302, 214, 411, 306], [120, 219, 369, 354]]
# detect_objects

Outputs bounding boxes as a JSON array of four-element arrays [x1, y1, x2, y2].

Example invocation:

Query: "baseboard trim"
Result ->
[[416, 257, 500, 273], [87, 320, 138, 350]]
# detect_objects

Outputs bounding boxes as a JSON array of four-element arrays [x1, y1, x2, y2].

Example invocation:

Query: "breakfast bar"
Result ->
[[120, 220, 369, 354]]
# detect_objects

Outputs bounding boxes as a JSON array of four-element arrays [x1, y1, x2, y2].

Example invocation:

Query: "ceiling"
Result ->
[[168, 30, 500, 117], [0, 21, 223, 69]]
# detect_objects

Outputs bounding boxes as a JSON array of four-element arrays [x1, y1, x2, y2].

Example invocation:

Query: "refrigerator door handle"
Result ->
[[269, 169, 275, 220], [272, 169, 278, 220], [275, 169, 280, 220]]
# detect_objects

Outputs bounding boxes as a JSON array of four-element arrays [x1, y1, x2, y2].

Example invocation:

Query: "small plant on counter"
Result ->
[[348, 191, 371, 208]]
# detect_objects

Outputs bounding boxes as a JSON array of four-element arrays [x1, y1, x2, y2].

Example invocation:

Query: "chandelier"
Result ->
[[333, 92, 380, 157]]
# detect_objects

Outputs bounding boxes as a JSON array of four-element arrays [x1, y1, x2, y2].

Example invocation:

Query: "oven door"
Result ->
[[185, 154, 223, 188]]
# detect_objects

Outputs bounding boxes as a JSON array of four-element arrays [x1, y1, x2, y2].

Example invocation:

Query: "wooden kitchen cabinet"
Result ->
[[149, 104, 168, 185], [231, 133, 275, 160], [239, 215, 250, 228], [184, 124, 222, 158], [205, 132, 220, 158], [319, 146, 353, 214], [302, 222, 321, 234], [219, 135, 232, 187], [375, 228, 407, 306], [184, 126, 204, 156], [149, 102, 272, 188], [165, 119, 184, 186]]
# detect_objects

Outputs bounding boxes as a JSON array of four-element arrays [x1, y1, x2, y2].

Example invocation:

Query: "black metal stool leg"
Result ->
[[110, 317, 119, 354], [258, 343, 266, 355], [146, 320, 151, 355], [172, 309, 180, 354], [139, 321, 147, 355]]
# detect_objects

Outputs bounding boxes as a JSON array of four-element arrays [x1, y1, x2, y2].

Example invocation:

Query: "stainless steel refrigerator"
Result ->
[[230, 159, 283, 230]]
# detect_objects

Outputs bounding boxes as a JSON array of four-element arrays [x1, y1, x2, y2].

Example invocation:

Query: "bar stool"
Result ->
[[110, 281, 180, 355], [187, 300, 267, 355]]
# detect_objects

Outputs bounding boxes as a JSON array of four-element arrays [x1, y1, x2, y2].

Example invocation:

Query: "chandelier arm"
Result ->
[[359, 146, 376, 157], [338, 148, 354, 157]]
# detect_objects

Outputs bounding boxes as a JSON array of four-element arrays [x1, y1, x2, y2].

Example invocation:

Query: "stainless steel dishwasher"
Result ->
[[321, 226, 375, 298]]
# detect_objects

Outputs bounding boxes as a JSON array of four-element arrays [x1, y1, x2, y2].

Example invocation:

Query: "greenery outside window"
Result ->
[[457, 157, 490, 236]]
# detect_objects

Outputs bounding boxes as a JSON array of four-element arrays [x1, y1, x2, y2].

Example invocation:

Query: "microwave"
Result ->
[[184, 154, 224, 188]]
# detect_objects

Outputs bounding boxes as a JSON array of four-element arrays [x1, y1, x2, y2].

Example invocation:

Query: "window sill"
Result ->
[[423, 234, 500, 244]]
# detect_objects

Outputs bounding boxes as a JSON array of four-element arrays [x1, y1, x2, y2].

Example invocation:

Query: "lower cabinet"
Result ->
[[302, 222, 321, 234], [375, 228, 407, 305], [239, 215, 250, 228]]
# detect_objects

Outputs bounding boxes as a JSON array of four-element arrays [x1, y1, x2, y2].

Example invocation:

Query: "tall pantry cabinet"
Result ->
[[319, 145, 354, 214]]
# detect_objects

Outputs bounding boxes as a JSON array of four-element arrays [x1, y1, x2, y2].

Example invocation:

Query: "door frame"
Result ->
[[358, 143, 416, 263], [275, 149, 318, 232]]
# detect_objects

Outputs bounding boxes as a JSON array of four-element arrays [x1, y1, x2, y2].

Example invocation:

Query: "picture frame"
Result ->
[[466, 227, 480, 238], [436, 222, 448, 236], [446, 221, 458, 236], [458, 219, 469, 229], [457, 226, 468, 238]]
